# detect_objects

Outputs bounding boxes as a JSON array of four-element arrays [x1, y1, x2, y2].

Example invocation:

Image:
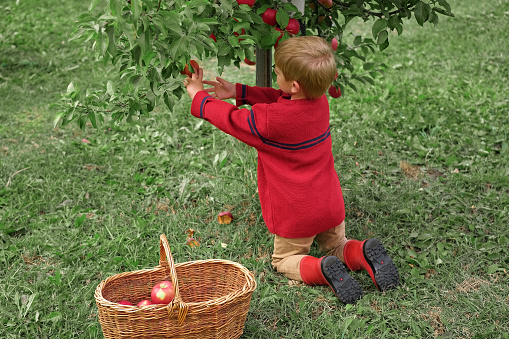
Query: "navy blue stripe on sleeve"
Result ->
[[247, 110, 330, 150], [199, 95, 213, 119], [241, 85, 247, 100]]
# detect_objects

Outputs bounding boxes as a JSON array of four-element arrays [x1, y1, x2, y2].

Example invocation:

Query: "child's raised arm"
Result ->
[[203, 77, 236, 100]]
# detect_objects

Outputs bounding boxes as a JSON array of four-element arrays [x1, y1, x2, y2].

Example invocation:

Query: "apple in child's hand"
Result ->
[[286, 18, 300, 35], [180, 60, 200, 78], [118, 300, 133, 306], [261, 8, 277, 26], [151, 281, 175, 304], [328, 85, 342, 98], [137, 299, 153, 307]]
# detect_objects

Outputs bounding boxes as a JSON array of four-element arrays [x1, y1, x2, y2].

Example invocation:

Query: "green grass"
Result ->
[[1, 0, 508, 338]]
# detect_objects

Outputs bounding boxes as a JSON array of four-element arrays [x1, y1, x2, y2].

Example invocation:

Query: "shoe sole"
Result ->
[[363, 238, 400, 292], [321, 256, 364, 304]]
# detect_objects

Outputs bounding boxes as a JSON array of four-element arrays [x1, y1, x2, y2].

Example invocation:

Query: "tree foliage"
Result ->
[[55, 0, 453, 129]]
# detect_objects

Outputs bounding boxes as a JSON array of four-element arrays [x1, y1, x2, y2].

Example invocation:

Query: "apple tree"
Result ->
[[55, 0, 453, 128]]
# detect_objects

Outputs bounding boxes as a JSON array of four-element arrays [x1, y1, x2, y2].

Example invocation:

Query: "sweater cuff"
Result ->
[[235, 83, 248, 106], [191, 91, 213, 119]]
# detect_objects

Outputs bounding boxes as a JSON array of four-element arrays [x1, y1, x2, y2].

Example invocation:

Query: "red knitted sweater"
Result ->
[[190, 84, 345, 238]]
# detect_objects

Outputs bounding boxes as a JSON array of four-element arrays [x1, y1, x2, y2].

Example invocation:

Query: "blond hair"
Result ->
[[274, 36, 337, 99]]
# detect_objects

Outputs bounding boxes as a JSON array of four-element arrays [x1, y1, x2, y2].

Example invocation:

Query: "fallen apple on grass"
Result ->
[[218, 211, 234, 224], [151, 280, 175, 304]]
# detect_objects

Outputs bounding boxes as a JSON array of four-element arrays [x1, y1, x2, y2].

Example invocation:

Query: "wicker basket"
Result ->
[[94, 234, 257, 338]]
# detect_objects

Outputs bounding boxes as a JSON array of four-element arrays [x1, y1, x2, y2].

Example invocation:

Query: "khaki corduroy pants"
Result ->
[[271, 221, 348, 281]]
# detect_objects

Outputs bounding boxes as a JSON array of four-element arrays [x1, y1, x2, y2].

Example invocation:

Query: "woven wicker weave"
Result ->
[[94, 234, 257, 338]]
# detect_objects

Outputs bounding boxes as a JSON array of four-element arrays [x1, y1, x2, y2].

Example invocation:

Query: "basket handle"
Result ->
[[159, 234, 189, 326]]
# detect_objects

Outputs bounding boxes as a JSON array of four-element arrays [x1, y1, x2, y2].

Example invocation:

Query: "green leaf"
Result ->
[[120, 20, 137, 48], [162, 12, 183, 36], [131, 0, 142, 21], [363, 62, 375, 70], [152, 15, 168, 39], [379, 37, 389, 51], [53, 111, 65, 128], [388, 15, 401, 30], [372, 19, 387, 39], [276, 10, 290, 29], [109, 0, 122, 16], [414, 1, 429, 26], [437, 0, 451, 13], [67, 82, 76, 95], [218, 0, 233, 12], [164, 91, 175, 110], [377, 30, 388, 45], [106, 81, 115, 96], [430, 10, 439, 26], [89, 0, 103, 12], [433, 7, 454, 17], [169, 36, 188, 59], [217, 41, 232, 56], [89, 112, 98, 128], [105, 25, 117, 57]]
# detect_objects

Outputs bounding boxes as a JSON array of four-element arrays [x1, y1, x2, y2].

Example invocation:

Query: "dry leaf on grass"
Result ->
[[455, 277, 490, 293], [399, 161, 422, 179]]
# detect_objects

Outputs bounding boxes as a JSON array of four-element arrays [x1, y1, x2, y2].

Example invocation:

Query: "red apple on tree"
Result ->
[[244, 58, 256, 65], [286, 18, 300, 35], [261, 8, 277, 27], [209, 33, 217, 42], [137, 299, 153, 307], [233, 18, 246, 38], [318, 0, 333, 9], [331, 37, 338, 51], [328, 85, 342, 98], [274, 28, 284, 48], [151, 280, 175, 304], [236, 0, 256, 7]]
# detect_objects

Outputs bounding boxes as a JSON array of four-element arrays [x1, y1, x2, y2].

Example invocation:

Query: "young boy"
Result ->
[[184, 36, 399, 304]]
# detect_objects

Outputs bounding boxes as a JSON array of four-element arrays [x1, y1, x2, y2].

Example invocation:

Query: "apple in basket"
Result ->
[[137, 299, 153, 307], [151, 280, 175, 304], [118, 300, 133, 306]]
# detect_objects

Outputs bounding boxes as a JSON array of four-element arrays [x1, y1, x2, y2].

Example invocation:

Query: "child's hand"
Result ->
[[184, 67, 204, 100], [203, 77, 236, 100]]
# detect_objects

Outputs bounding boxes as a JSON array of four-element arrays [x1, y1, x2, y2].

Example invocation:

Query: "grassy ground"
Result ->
[[1, 0, 508, 338]]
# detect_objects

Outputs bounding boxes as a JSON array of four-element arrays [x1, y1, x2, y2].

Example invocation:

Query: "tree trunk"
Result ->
[[255, 47, 272, 87]]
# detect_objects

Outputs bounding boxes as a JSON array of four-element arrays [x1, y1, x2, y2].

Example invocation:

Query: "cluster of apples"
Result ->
[[117, 280, 175, 307], [259, 8, 300, 49]]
